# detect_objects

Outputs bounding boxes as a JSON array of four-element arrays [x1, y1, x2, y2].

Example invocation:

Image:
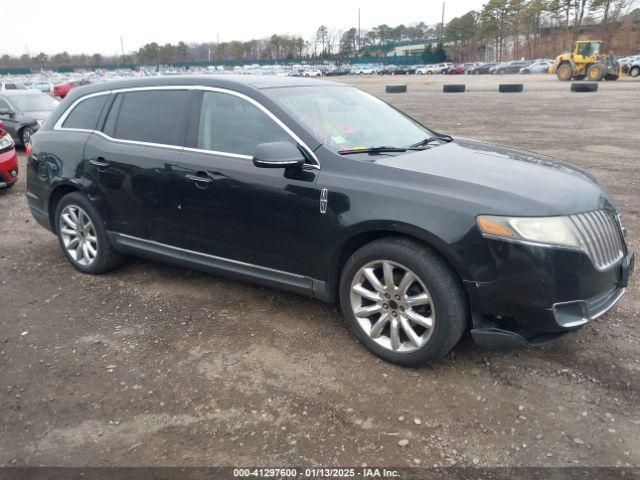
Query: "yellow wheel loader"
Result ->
[[550, 40, 620, 81]]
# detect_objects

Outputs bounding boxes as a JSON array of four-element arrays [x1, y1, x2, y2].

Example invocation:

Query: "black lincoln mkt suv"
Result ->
[[25, 76, 634, 366]]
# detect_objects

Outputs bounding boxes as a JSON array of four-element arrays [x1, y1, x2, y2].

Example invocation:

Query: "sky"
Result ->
[[4, 0, 485, 57]]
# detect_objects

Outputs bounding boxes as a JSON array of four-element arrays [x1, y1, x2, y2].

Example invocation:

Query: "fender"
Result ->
[[320, 219, 477, 289]]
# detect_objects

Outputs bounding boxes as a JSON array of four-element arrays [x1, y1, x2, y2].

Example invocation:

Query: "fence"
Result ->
[[0, 53, 446, 76]]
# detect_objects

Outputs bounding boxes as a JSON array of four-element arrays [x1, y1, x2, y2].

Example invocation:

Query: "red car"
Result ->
[[0, 121, 18, 189], [447, 64, 466, 74], [53, 79, 90, 98]]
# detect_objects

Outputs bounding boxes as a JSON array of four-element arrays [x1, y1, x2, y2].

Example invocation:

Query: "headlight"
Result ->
[[0, 133, 14, 150], [476, 215, 581, 249]]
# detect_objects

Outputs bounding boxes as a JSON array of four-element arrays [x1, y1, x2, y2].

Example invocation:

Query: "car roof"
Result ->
[[66, 74, 339, 98]]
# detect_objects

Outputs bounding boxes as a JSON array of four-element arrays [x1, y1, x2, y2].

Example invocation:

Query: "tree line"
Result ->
[[444, 0, 640, 62], [1, 0, 638, 69]]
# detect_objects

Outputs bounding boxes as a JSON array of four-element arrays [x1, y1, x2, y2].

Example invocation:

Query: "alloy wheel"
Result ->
[[350, 260, 435, 353], [59, 204, 98, 266]]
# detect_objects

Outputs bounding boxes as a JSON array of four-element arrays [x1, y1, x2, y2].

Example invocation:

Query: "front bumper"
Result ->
[[464, 238, 634, 341]]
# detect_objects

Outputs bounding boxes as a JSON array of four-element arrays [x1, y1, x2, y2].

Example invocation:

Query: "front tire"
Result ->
[[630, 66, 639, 78], [556, 63, 572, 81], [339, 237, 468, 366], [55, 192, 123, 274], [587, 63, 606, 81], [21, 127, 34, 146]]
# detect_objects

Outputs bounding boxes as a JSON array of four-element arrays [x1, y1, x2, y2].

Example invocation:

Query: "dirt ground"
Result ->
[[0, 74, 638, 468]]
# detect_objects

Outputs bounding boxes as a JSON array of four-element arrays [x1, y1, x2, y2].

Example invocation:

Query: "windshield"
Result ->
[[265, 86, 432, 153], [11, 94, 59, 112]]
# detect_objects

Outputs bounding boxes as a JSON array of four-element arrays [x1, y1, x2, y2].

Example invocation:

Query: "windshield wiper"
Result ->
[[410, 133, 453, 148], [338, 146, 409, 155]]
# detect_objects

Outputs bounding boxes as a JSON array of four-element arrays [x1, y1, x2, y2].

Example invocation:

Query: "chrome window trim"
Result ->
[[54, 90, 112, 131], [92, 130, 185, 151], [53, 85, 320, 168], [113, 232, 307, 280]]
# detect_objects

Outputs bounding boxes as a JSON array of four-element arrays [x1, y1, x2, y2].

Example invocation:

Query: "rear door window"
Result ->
[[62, 95, 109, 130], [103, 90, 189, 146]]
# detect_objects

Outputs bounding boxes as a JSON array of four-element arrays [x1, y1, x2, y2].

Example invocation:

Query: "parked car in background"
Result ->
[[0, 120, 18, 189], [463, 63, 480, 73], [303, 69, 323, 77], [354, 66, 375, 75], [447, 64, 466, 74], [421, 63, 450, 74], [415, 65, 432, 75], [618, 55, 639, 74], [379, 65, 409, 75], [468, 63, 495, 74], [325, 67, 350, 76], [0, 81, 27, 91], [496, 61, 530, 74], [27, 75, 633, 366], [29, 81, 54, 93], [520, 60, 553, 74], [390, 65, 411, 75], [0, 90, 59, 145], [620, 55, 640, 77], [53, 79, 90, 98]]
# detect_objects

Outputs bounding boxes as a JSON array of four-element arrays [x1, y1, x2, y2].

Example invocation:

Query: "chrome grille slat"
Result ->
[[569, 210, 624, 271], [600, 212, 619, 263], [589, 212, 609, 265], [589, 212, 610, 266]]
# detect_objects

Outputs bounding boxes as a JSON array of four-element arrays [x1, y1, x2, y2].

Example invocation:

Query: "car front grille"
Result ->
[[568, 210, 625, 271]]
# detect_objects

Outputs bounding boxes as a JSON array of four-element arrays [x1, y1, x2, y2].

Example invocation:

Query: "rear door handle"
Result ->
[[90, 159, 109, 171]]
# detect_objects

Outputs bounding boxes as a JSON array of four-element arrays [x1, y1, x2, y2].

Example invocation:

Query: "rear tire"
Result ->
[[339, 237, 468, 366], [54, 192, 124, 274], [630, 66, 639, 78]]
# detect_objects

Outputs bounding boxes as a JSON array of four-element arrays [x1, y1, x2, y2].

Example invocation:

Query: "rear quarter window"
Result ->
[[62, 95, 109, 130]]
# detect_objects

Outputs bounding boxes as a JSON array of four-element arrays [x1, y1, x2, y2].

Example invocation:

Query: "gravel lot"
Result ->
[[1, 74, 638, 467]]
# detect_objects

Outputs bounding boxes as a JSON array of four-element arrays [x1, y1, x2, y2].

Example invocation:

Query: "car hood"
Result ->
[[373, 138, 613, 216]]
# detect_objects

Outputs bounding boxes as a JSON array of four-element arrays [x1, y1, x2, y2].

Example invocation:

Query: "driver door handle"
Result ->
[[185, 174, 213, 184]]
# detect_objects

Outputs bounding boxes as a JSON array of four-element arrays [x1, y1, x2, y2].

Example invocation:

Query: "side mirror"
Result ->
[[253, 142, 305, 169], [0, 108, 13, 116]]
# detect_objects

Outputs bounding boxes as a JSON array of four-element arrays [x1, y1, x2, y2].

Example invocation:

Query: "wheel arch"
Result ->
[[47, 181, 90, 233], [321, 222, 471, 305], [18, 123, 37, 145]]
